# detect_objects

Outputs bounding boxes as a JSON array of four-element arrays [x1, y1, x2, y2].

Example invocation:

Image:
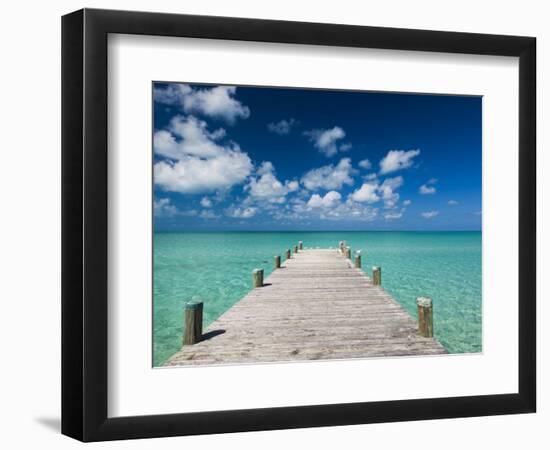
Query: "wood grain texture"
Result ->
[[165, 249, 446, 366]]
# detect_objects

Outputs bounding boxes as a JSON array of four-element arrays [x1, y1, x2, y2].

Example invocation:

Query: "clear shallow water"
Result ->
[[153, 231, 482, 366]]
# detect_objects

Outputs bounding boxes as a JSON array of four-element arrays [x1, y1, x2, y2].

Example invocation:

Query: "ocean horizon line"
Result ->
[[154, 229, 482, 233]]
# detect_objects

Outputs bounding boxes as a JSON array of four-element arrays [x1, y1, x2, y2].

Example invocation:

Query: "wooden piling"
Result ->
[[417, 297, 434, 337], [372, 266, 381, 285], [339, 241, 344, 254], [354, 253, 362, 268], [294, 245, 298, 254], [299, 241, 303, 250], [183, 301, 203, 345], [286, 249, 291, 260], [345, 246, 351, 259], [252, 268, 264, 288], [274, 255, 281, 269]]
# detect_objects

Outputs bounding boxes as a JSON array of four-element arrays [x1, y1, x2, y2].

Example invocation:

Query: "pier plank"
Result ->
[[165, 249, 446, 366]]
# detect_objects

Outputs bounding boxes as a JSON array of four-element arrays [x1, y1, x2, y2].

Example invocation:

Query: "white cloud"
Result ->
[[384, 211, 403, 220], [153, 116, 253, 194], [199, 210, 219, 219], [419, 184, 437, 194], [267, 118, 297, 134], [200, 197, 212, 208], [348, 175, 403, 208], [154, 198, 179, 217], [304, 126, 348, 157], [363, 173, 378, 182], [358, 159, 372, 169], [154, 84, 250, 124], [154, 198, 198, 217], [277, 196, 378, 222], [339, 143, 352, 152], [321, 200, 378, 221], [154, 116, 232, 160], [403, 199, 412, 206], [307, 191, 342, 208], [379, 176, 404, 209], [226, 206, 257, 219], [153, 83, 192, 104], [448, 200, 459, 205], [154, 152, 253, 194], [246, 161, 299, 203], [301, 158, 355, 191], [379, 149, 420, 174], [350, 183, 379, 203], [421, 210, 439, 219], [419, 177, 438, 195], [286, 180, 299, 191]]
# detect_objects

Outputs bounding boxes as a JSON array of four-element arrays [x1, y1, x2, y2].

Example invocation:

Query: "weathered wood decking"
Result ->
[[165, 248, 446, 366]]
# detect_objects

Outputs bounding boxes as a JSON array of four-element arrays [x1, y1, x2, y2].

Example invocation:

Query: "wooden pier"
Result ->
[[164, 246, 446, 366]]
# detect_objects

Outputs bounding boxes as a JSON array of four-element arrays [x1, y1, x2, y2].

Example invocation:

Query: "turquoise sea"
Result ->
[[153, 231, 482, 366]]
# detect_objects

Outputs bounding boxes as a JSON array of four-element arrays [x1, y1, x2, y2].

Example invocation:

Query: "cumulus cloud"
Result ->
[[358, 159, 372, 169], [307, 191, 342, 208], [154, 116, 230, 160], [153, 83, 192, 104], [200, 197, 213, 208], [154, 153, 252, 194], [384, 211, 403, 220], [226, 206, 257, 219], [421, 210, 439, 219], [403, 199, 412, 206], [288, 196, 378, 222], [154, 198, 179, 217], [419, 177, 438, 195], [154, 198, 198, 218], [304, 126, 349, 157], [348, 175, 403, 209], [350, 183, 379, 203], [448, 200, 459, 205], [267, 118, 298, 135], [154, 84, 250, 124], [153, 116, 253, 194], [363, 173, 378, 182], [246, 161, 299, 203], [199, 210, 219, 219], [379, 149, 420, 174], [301, 158, 355, 191], [419, 184, 436, 194], [379, 176, 404, 209], [339, 143, 352, 152]]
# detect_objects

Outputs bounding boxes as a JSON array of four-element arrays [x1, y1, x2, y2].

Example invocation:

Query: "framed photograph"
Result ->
[[62, 8, 536, 441]]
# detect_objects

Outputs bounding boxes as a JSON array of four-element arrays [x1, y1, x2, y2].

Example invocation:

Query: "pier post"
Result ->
[[417, 297, 434, 337], [252, 269, 264, 288], [183, 301, 203, 345], [372, 266, 381, 285], [286, 249, 291, 260], [339, 241, 344, 254], [274, 255, 281, 269], [345, 246, 351, 259], [299, 241, 303, 250], [294, 245, 298, 254], [354, 252, 362, 268]]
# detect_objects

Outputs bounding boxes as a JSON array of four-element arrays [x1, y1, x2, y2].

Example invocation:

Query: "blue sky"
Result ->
[[153, 82, 481, 231]]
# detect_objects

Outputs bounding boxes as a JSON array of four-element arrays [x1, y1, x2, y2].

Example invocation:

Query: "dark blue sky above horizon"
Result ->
[[153, 82, 481, 231]]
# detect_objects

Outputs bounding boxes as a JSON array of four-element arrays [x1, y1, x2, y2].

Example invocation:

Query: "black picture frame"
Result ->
[[61, 8, 536, 442]]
